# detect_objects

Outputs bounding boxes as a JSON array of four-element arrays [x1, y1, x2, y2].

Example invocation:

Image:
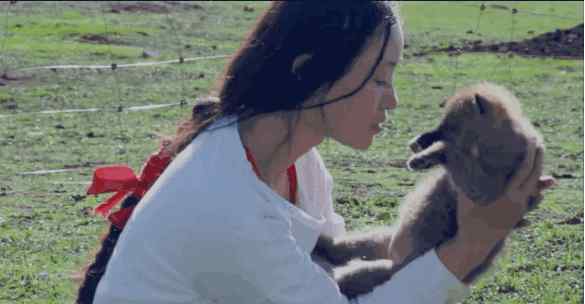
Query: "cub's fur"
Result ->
[[312, 82, 544, 298]]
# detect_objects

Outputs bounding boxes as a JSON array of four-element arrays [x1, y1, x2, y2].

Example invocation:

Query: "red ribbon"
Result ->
[[88, 145, 297, 229], [87, 148, 172, 229]]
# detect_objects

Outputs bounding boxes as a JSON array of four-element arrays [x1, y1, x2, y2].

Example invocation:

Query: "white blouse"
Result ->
[[94, 117, 469, 304]]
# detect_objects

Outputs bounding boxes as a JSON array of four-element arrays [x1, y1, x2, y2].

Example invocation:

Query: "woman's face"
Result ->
[[322, 23, 403, 150]]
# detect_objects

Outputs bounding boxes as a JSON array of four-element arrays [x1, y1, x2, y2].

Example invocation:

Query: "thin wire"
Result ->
[[444, 3, 582, 22], [508, 8, 517, 82], [451, 49, 460, 93], [474, 3, 485, 33], [15, 55, 229, 72], [164, 8, 190, 107], [48, 1, 64, 113], [101, 1, 129, 164], [513, 6, 582, 21], [473, 2, 491, 83], [0, 2, 12, 75], [5, 4, 563, 121], [0, 101, 186, 119], [451, 2, 484, 94]]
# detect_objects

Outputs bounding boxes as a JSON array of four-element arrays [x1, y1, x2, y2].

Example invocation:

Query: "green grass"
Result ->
[[0, 1, 583, 303]]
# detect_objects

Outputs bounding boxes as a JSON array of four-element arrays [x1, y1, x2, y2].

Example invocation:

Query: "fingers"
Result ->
[[527, 193, 543, 211], [523, 175, 555, 212], [508, 138, 538, 190], [455, 187, 474, 215], [519, 145, 544, 192], [538, 175, 557, 191]]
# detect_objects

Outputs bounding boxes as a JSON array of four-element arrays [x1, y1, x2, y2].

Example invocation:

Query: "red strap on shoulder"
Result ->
[[287, 164, 298, 205], [244, 146, 297, 205], [244, 146, 261, 177]]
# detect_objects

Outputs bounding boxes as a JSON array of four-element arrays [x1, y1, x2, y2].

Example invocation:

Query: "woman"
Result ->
[[79, 2, 553, 303]]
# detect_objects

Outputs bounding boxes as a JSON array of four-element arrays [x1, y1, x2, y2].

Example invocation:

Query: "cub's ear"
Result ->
[[473, 93, 490, 115]]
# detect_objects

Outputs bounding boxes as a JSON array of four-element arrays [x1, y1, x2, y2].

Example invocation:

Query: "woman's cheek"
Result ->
[[363, 87, 384, 115], [366, 83, 384, 103]]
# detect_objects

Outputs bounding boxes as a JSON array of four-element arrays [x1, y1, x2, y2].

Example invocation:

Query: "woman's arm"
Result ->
[[438, 140, 555, 282], [436, 234, 494, 282], [223, 213, 469, 304]]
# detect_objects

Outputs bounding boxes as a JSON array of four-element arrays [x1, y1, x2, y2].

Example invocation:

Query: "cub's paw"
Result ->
[[408, 136, 424, 153], [336, 260, 396, 298], [314, 236, 357, 265], [406, 156, 434, 171]]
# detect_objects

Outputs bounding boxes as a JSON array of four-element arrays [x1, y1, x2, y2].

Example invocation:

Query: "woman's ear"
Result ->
[[291, 53, 313, 78]]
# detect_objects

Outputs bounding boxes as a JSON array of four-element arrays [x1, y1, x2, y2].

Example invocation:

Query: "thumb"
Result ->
[[455, 188, 476, 217]]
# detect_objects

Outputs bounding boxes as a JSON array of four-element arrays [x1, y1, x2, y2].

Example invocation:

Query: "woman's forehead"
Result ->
[[385, 23, 404, 65], [353, 23, 404, 74]]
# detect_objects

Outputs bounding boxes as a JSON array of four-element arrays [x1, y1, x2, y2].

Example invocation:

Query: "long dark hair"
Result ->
[[166, 1, 397, 155], [76, 2, 396, 303]]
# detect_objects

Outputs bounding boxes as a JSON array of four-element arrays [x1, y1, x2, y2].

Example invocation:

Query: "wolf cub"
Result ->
[[313, 82, 544, 298]]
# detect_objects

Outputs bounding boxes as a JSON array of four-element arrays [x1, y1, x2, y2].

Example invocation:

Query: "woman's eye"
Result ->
[[375, 80, 390, 87]]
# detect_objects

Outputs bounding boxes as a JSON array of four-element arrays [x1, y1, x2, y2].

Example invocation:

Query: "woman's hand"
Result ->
[[456, 141, 555, 247], [438, 138, 556, 282]]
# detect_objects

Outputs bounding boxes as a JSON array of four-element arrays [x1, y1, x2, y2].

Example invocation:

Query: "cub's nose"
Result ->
[[409, 136, 423, 153]]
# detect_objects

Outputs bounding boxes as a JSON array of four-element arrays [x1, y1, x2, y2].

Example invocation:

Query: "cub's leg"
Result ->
[[389, 175, 458, 269], [311, 252, 335, 277], [314, 227, 395, 265], [335, 259, 396, 299], [386, 226, 417, 267]]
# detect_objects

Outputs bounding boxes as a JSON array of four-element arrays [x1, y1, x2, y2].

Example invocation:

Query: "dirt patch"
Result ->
[[415, 23, 583, 59], [557, 211, 584, 225], [78, 33, 124, 45], [110, 3, 170, 14], [164, 1, 204, 11], [109, 2, 203, 14], [0, 97, 17, 110], [0, 71, 34, 87]]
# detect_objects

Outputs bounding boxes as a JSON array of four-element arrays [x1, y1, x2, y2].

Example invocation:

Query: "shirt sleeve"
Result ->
[[357, 249, 471, 303], [321, 168, 347, 238], [225, 213, 470, 304], [227, 213, 351, 304], [305, 148, 346, 238]]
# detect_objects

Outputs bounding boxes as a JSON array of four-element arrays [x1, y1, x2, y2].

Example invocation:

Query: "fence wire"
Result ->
[[0, 1, 582, 177]]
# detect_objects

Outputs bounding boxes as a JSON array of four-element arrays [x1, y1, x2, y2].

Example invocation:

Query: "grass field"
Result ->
[[0, 1, 583, 303]]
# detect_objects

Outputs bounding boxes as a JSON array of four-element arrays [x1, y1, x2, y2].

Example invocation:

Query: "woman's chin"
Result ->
[[332, 132, 375, 151], [348, 138, 374, 151]]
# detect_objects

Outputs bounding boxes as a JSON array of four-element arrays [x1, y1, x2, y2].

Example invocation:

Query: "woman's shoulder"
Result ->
[[297, 147, 328, 174], [296, 147, 333, 188], [171, 116, 241, 174]]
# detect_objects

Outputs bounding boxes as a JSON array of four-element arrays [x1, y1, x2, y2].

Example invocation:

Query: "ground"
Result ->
[[0, 1, 583, 303]]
